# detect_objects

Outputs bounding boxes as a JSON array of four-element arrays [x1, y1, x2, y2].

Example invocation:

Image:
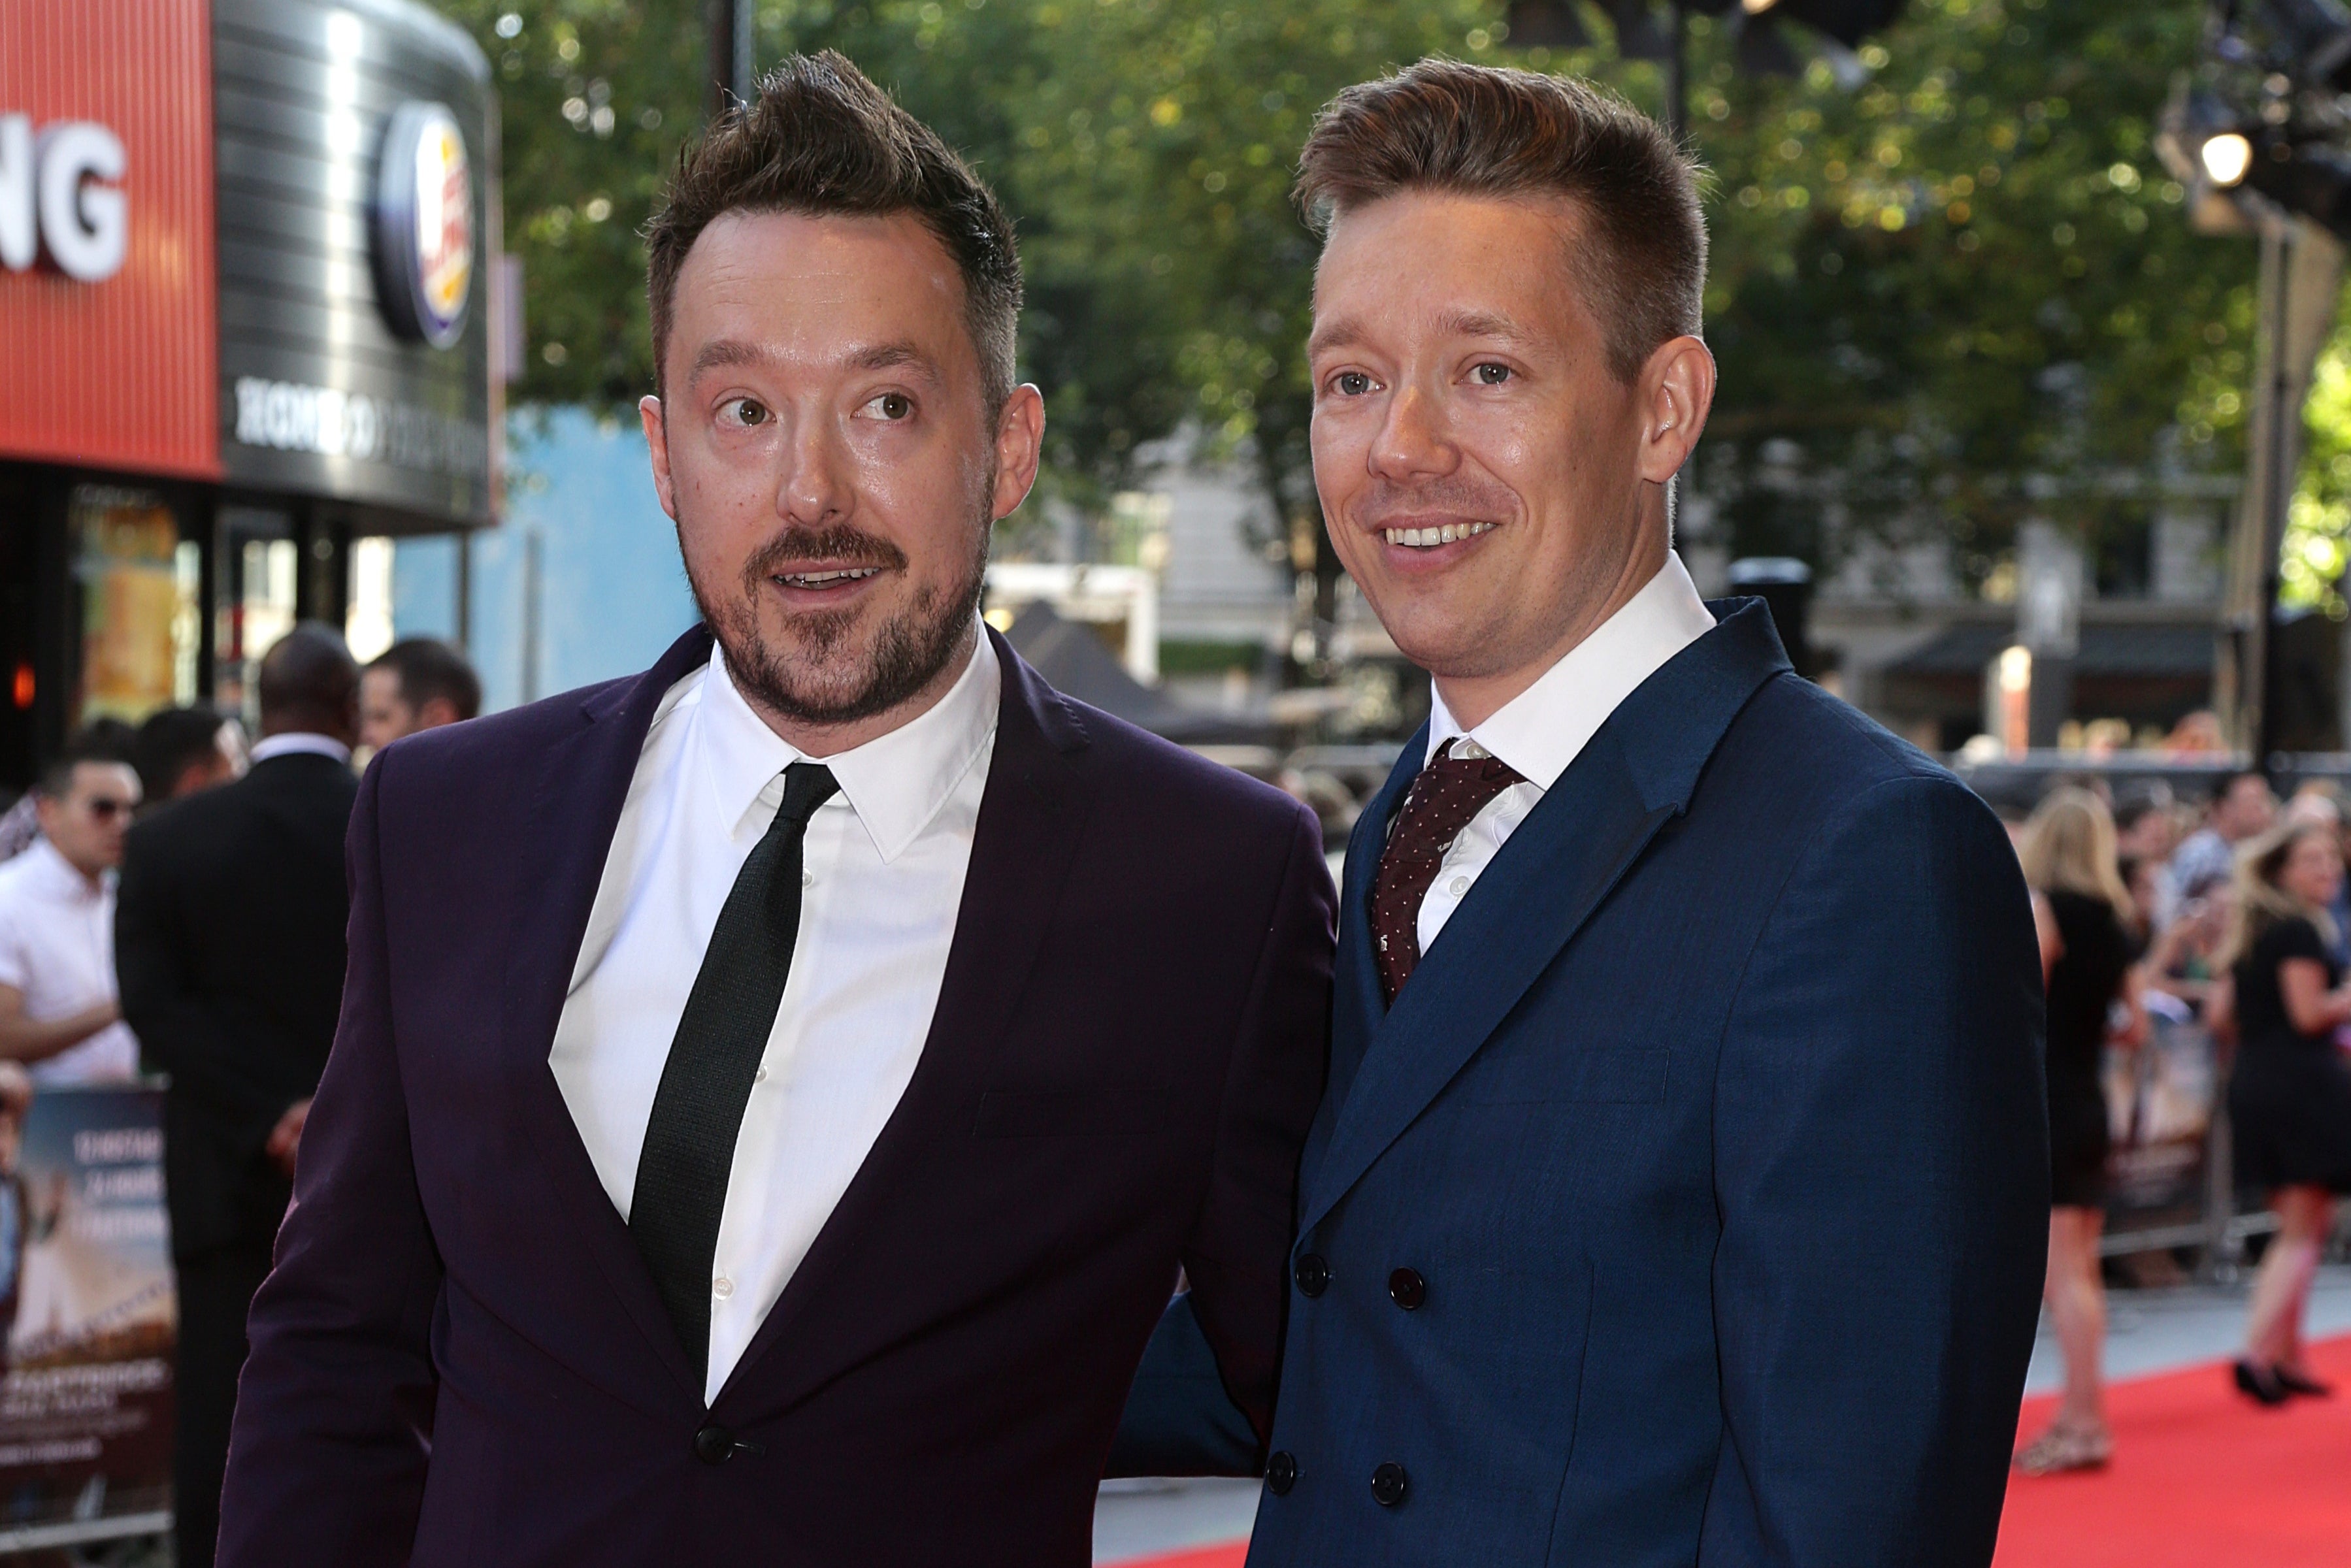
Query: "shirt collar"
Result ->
[[1427, 551, 1717, 790], [249, 732, 353, 766], [20, 838, 101, 902], [697, 623, 1000, 863]]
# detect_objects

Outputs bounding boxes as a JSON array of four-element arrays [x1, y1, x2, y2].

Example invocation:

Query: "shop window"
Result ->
[[71, 486, 193, 725]]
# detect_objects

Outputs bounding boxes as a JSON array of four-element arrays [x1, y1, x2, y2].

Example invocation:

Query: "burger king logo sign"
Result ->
[[372, 102, 473, 349]]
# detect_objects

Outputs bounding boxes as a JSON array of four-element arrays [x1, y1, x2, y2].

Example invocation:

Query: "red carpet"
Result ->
[[1117, 1547, 1245, 1568], [1997, 1332, 2351, 1567], [1115, 1335, 2351, 1567]]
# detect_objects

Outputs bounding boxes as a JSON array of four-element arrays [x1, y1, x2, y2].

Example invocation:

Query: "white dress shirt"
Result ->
[[550, 628, 999, 1404], [246, 732, 352, 767], [1412, 553, 1717, 954], [0, 839, 141, 1085]]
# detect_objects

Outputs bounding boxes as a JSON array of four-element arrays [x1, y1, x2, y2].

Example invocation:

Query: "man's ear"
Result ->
[[641, 395, 679, 521], [418, 696, 461, 730], [1637, 336, 1716, 489], [991, 384, 1047, 523]]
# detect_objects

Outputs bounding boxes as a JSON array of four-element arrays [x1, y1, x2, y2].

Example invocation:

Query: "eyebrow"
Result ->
[[846, 340, 942, 381], [1306, 318, 1368, 361], [1436, 308, 1535, 343], [686, 338, 771, 384], [683, 338, 945, 386], [1307, 308, 1537, 361]]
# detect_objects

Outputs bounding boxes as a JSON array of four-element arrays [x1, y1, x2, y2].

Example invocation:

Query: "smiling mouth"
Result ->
[[1381, 521, 1497, 549], [772, 566, 885, 589]]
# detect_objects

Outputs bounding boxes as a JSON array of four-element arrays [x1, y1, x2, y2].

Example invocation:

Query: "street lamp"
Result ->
[[2203, 131, 2256, 188]]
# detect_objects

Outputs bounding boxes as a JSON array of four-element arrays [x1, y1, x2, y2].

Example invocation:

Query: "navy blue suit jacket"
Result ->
[[1114, 600, 2047, 1566], [215, 627, 1334, 1567]]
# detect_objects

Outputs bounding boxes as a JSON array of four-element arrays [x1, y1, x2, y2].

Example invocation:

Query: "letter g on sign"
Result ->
[[0, 116, 127, 283], [37, 123, 127, 282]]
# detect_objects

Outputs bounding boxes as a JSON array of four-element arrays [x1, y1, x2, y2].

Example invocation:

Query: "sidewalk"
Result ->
[[1094, 1264, 2351, 1565]]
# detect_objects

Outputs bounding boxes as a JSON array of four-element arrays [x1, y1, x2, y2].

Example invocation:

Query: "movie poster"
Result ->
[[0, 1085, 174, 1532]]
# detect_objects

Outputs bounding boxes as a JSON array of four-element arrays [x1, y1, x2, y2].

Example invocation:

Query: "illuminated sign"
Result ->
[[0, 115, 127, 284], [371, 101, 472, 349]]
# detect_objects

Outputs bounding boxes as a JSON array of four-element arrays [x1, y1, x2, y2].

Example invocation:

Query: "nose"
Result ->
[[773, 408, 850, 528], [1366, 381, 1458, 486]]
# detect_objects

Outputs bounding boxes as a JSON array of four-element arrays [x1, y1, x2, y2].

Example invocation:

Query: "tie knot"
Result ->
[[777, 762, 840, 826]]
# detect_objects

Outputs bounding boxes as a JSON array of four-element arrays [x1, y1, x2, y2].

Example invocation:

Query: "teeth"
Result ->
[[777, 567, 882, 586], [1381, 521, 1495, 548]]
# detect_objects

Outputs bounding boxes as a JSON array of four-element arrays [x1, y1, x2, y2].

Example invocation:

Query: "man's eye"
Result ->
[[1473, 363, 1513, 386], [722, 397, 769, 427], [1332, 371, 1373, 397], [863, 393, 913, 421]]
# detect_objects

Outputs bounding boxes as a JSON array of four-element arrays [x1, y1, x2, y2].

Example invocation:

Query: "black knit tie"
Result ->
[[631, 761, 839, 1385]]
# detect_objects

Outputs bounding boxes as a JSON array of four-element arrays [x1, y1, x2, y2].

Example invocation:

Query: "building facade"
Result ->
[[0, 0, 500, 789]]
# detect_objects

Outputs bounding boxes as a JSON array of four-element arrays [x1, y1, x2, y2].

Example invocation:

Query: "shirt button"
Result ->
[[801, 870, 814, 888], [753, 1066, 768, 1085], [713, 1275, 734, 1299], [1448, 877, 1469, 897]]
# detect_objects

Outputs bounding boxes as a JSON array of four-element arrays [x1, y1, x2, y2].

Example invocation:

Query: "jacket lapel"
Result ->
[[500, 625, 717, 1408], [710, 631, 1094, 1415], [1298, 600, 1792, 1234], [1324, 731, 1423, 1115]]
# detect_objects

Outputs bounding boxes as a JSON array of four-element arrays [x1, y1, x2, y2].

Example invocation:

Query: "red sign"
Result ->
[[0, 0, 218, 480]]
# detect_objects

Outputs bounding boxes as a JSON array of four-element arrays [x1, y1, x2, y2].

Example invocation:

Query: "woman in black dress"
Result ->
[[2014, 787, 2142, 1474], [2220, 821, 2351, 1403]]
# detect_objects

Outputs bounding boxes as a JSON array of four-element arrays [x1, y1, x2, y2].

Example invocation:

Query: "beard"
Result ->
[[686, 509, 991, 730]]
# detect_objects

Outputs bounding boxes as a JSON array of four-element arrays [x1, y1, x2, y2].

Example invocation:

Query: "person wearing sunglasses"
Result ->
[[0, 728, 144, 1085]]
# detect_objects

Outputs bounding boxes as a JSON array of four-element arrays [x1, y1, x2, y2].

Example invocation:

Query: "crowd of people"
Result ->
[[0, 629, 476, 1568], [2009, 766, 2351, 1476]]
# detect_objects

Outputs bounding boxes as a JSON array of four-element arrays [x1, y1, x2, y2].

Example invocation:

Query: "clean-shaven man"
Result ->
[[218, 54, 1330, 1568], [1117, 61, 2047, 1566], [357, 637, 481, 754]]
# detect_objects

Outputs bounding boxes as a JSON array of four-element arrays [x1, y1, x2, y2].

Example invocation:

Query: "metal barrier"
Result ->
[[2096, 1008, 2290, 1273]]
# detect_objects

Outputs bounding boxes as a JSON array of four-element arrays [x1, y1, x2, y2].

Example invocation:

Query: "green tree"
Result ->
[[440, 0, 2267, 598]]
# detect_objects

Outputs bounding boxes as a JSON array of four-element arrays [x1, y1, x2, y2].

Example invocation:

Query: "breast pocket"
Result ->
[[972, 1086, 1171, 1137]]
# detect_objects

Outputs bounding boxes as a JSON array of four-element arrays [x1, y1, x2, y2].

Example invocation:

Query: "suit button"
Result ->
[[1293, 1254, 1329, 1298], [692, 1425, 736, 1465], [1371, 1461, 1408, 1507], [1387, 1268, 1426, 1310], [1266, 1450, 1298, 1495]]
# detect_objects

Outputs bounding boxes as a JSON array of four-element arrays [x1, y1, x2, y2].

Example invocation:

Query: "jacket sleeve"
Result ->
[[1108, 803, 1334, 1477], [114, 825, 295, 1147], [1700, 772, 2048, 1567], [216, 757, 442, 1567]]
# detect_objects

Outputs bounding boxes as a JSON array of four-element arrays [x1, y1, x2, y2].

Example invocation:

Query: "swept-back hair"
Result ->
[[1294, 58, 1705, 383], [644, 50, 1021, 410]]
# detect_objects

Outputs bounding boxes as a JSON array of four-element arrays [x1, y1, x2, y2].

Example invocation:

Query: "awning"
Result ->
[[1885, 623, 2214, 679]]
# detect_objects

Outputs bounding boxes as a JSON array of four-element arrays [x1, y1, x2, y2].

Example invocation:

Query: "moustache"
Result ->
[[1353, 478, 1515, 529], [743, 525, 910, 580]]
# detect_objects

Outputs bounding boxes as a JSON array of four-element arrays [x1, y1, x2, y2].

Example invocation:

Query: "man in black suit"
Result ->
[[116, 623, 359, 1568], [213, 56, 1330, 1568]]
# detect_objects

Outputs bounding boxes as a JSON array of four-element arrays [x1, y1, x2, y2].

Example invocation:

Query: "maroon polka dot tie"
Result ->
[[1370, 739, 1528, 1005]]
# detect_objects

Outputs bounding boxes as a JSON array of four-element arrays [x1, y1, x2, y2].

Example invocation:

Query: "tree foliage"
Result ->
[[438, 0, 2264, 585]]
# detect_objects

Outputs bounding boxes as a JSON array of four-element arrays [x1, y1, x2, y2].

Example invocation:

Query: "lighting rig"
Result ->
[[2158, 1, 2351, 237], [2157, 1, 2351, 764]]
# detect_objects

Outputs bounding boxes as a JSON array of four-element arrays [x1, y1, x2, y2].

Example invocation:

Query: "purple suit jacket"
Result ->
[[216, 627, 1334, 1567]]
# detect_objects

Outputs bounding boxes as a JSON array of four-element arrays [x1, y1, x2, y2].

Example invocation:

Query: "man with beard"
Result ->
[[215, 54, 1332, 1568]]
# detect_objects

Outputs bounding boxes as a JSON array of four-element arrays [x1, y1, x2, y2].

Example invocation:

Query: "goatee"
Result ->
[[688, 515, 990, 729]]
